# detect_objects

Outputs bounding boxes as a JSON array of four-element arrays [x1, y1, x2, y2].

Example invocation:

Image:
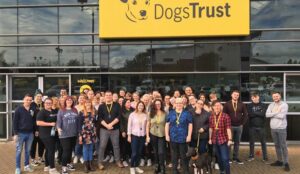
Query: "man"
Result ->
[[60, 88, 67, 97], [223, 90, 248, 164], [187, 95, 197, 113], [266, 92, 290, 172], [13, 94, 35, 174], [97, 91, 124, 169], [247, 93, 268, 162], [184, 86, 193, 97], [119, 89, 126, 98]]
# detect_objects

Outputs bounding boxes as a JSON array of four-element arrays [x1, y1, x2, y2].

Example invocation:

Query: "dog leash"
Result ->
[[196, 132, 201, 153]]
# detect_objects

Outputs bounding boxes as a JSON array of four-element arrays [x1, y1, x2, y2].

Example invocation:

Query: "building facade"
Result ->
[[0, 0, 300, 141]]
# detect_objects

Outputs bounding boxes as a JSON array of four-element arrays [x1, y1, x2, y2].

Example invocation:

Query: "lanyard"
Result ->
[[176, 112, 182, 126], [106, 103, 113, 117], [214, 112, 222, 130], [232, 101, 237, 117]]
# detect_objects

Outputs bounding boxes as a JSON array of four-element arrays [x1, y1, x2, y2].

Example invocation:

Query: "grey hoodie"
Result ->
[[266, 101, 288, 129], [57, 109, 80, 138]]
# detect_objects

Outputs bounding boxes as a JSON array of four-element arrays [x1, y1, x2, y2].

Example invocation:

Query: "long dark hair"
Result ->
[[150, 99, 165, 119], [121, 99, 134, 114]]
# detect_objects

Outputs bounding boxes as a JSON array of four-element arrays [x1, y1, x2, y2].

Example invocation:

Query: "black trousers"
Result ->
[[30, 135, 45, 159], [55, 133, 63, 162], [120, 135, 131, 161], [150, 134, 166, 167], [41, 137, 56, 168], [60, 137, 77, 166], [170, 142, 190, 174]]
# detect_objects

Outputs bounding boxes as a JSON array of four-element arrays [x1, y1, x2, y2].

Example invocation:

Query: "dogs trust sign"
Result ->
[[99, 0, 249, 39]]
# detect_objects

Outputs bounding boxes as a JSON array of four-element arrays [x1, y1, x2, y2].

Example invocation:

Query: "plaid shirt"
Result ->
[[209, 113, 231, 145]]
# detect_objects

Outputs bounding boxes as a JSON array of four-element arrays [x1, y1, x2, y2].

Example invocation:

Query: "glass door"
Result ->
[[43, 75, 70, 97]]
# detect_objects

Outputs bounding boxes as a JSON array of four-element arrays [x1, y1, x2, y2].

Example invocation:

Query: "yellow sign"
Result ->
[[99, 0, 249, 38]]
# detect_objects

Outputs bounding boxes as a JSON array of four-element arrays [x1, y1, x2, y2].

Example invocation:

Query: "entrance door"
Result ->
[[43, 75, 70, 97]]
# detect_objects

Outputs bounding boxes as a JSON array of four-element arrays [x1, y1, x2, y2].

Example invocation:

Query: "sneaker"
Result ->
[[67, 164, 75, 171], [229, 160, 233, 164], [61, 166, 68, 174], [49, 168, 60, 174], [24, 165, 34, 172], [168, 163, 172, 168], [123, 161, 129, 167], [98, 163, 105, 170], [284, 163, 291, 172], [270, 161, 283, 167], [103, 155, 110, 162], [135, 167, 144, 174], [214, 163, 220, 170], [116, 161, 124, 168], [31, 159, 39, 167], [147, 159, 152, 166], [109, 155, 115, 163], [79, 157, 84, 164], [235, 159, 244, 165], [177, 163, 181, 170], [73, 156, 78, 164], [44, 166, 49, 172], [15, 168, 21, 174], [55, 151, 58, 159], [247, 157, 254, 162], [139, 159, 145, 167]]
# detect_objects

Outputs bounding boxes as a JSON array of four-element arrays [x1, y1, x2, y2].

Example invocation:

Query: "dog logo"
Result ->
[[120, 0, 150, 22]]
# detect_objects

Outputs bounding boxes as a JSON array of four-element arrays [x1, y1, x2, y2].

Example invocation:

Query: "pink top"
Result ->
[[127, 112, 148, 137]]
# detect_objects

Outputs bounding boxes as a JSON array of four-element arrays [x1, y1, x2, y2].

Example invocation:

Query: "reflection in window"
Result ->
[[109, 75, 151, 94], [18, 0, 58, 5], [44, 77, 69, 97], [18, 47, 58, 66], [0, 47, 17, 67], [12, 77, 38, 100], [19, 36, 58, 44], [287, 104, 300, 112], [0, 9, 17, 34], [286, 76, 300, 101], [152, 44, 194, 72], [251, 0, 300, 28], [60, 46, 99, 66], [59, 7, 98, 33], [109, 45, 151, 72], [241, 73, 283, 102], [195, 43, 243, 71], [251, 42, 300, 64], [71, 74, 103, 95], [0, 76, 5, 101], [59, 0, 98, 4], [19, 8, 58, 33]]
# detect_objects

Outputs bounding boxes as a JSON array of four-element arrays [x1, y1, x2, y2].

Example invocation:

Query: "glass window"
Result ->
[[18, 0, 58, 5], [251, 0, 300, 28], [251, 31, 300, 40], [19, 8, 58, 33], [12, 77, 38, 100], [18, 47, 58, 67], [195, 43, 243, 71], [71, 74, 103, 95], [0, 114, 6, 139], [19, 36, 58, 44], [152, 44, 194, 72], [100, 46, 109, 71], [44, 77, 69, 97], [286, 76, 300, 101], [251, 42, 300, 64], [0, 9, 17, 34], [59, 0, 98, 4], [0, 76, 6, 101], [0, 104, 5, 112], [109, 45, 151, 72], [240, 73, 283, 102], [287, 104, 300, 112], [0, 47, 17, 67], [60, 36, 91, 44], [59, 7, 98, 33], [60, 46, 99, 66]]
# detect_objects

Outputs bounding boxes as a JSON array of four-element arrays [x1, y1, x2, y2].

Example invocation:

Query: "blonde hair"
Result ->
[[52, 97, 59, 109]]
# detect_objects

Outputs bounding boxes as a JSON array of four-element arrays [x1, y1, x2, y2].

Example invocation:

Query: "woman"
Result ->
[[165, 97, 192, 174], [57, 96, 80, 174], [78, 99, 97, 173], [118, 97, 124, 107], [209, 100, 232, 174], [191, 100, 210, 154], [163, 95, 173, 115], [36, 98, 59, 174], [199, 94, 212, 112], [131, 92, 140, 109], [127, 101, 149, 174], [120, 99, 134, 167], [147, 99, 167, 174]]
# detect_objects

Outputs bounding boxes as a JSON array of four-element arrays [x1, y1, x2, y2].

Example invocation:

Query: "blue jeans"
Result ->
[[131, 135, 145, 167], [191, 138, 208, 154], [83, 143, 94, 161], [214, 142, 230, 174], [16, 133, 34, 169], [230, 126, 243, 159], [75, 142, 83, 157]]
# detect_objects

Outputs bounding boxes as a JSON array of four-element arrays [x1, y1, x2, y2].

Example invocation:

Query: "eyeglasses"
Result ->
[[45, 102, 52, 104]]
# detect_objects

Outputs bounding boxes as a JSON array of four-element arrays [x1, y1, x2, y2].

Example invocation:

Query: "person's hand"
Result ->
[[79, 137, 83, 145], [127, 136, 131, 143], [186, 136, 191, 143], [198, 128, 205, 133], [122, 132, 126, 138], [146, 136, 150, 144], [227, 140, 232, 146], [208, 139, 212, 145], [166, 135, 170, 142], [35, 131, 39, 137], [50, 122, 56, 127], [58, 129, 63, 136], [106, 123, 113, 130], [13, 135, 18, 143]]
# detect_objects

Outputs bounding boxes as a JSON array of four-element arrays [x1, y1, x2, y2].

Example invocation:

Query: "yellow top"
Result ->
[[149, 113, 166, 137]]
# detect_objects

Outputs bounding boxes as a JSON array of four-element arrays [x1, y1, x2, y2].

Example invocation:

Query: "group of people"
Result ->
[[13, 86, 291, 174]]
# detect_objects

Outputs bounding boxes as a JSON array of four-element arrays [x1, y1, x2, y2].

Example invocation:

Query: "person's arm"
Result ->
[[225, 114, 232, 146], [13, 108, 20, 136], [241, 103, 248, 125], [109, 104, 121, 127], [127, 113, 133, 143], [201, 113, 210, 132], [56, 110, 63, 135], [266, 104, 276, 118], [226, 128, 232, 146], [273, 103, 288, 119], [36, 110, 55, 127], [165, 122, 170, 142], [146, 115, 150, 140], [186, 123, 193, 143]]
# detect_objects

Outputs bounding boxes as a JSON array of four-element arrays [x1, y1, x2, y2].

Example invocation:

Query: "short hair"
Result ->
[[105, 90, 112, 94], [231, 90, 240, 94], [24, 93, 32, 99], [271, 91, 281, 96], [250, 92, 259, 97], [211, 100, 222, 107]]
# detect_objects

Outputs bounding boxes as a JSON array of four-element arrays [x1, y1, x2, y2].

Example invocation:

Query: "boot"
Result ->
[[89, 161, 95, 171], [154, 164, 161, 174], [84, 161, 89, 173]]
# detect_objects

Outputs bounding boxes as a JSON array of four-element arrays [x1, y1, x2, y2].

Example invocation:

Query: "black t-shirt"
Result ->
[[37, 109, 57, 138]]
